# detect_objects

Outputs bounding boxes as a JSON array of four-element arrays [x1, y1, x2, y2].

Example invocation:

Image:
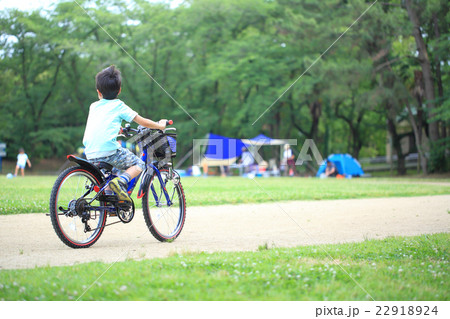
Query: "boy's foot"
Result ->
[[109, 177, 131, 202]]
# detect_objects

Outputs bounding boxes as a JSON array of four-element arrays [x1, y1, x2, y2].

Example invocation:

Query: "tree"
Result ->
[[403, 0, 448, 171], [0, 10, 67, 155]]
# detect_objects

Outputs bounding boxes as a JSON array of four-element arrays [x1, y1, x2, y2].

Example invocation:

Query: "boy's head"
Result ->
[[19, 148, 24, 153], [95, 65, 121, 100]]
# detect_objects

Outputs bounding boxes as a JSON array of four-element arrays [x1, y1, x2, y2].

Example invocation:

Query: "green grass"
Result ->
[[1, 175, 449, 214], [0, 233, 448, 300]]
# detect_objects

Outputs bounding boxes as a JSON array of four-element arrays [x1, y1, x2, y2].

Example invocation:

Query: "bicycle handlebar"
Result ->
[[120, 120, 173, 137]]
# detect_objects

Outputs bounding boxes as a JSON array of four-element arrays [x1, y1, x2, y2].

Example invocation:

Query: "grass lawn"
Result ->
[[0, 233, 448, 301], [0, 175, 449, 214]]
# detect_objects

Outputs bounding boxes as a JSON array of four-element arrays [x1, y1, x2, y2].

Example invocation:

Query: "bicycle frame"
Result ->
[[130, 148, 173, 207], [90, 143, 173, 208], [51, 122, 183, 248], [79, 130, 174, 211]]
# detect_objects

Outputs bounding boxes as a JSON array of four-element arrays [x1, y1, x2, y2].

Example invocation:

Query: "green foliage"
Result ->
[[0, 0, 448, 173], [29, 126, 85, 158]]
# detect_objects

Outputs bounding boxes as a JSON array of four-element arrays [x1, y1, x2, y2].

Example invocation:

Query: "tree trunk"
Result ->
[[334, 102, 364, 159], [404, 0, 439, 142], [406, 103, 427, 174], [323, 103, 330, 157], [386, 104, 406, 175], [397, 153, 406, 175], [309, 100, 322, 142], [432, 13, 446, 140], [352, 135, 363, 159], [431, 14, 444, 100], [407, 71, 428, 174]]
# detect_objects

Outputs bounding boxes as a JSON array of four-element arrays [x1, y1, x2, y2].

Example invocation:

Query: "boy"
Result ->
[[83, 65, 166, 202], [15, 148, 32, 177]]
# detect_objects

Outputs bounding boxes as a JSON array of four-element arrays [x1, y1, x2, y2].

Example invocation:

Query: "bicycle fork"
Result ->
[[149, 165, 173, 207]]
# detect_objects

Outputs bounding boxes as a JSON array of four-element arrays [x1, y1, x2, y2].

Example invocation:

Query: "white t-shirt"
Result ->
[[17, 153, 28, 166], [283, 149, 292, 160]]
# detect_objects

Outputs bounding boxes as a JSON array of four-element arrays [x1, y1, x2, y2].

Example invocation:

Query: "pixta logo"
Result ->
[[192, 138, 324, 166]]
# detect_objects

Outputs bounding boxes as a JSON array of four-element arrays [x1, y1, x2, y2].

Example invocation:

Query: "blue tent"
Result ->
[[316, 154, 364, 177], [242, 134, 287, 146], [203, 133, 246, 161], [201, 133, 286, 166]]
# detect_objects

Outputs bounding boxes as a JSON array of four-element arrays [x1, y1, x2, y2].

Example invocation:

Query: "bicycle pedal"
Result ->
[[99, 195, 118, 202]]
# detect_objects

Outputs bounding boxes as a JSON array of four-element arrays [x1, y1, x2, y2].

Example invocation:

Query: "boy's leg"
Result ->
[[14, 165, 19, 176], [21, 168, 25, 176], [104, 167, 139, 194], [109, 165, 143, 202], [124, 165, 142, 180], [106, 148, 145, 202]]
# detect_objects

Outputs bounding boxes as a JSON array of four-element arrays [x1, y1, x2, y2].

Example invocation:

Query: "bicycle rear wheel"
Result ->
[[142, 169, 186, 242], [49, 166, 107, 248]]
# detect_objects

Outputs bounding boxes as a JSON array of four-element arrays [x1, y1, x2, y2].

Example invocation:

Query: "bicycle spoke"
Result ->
[[51, 168, 106, 248], [161, 209, 172, 232]]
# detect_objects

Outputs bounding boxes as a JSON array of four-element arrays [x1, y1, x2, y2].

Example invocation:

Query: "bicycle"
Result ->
[[49, 120, 186, 249]]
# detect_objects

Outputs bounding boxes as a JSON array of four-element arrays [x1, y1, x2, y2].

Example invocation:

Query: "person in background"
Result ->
[[201, 161, 208, 177], [325, 160, 338, 177], [239, 147, 255, 174], [282, 144, 296, 176], [15, 148, 32, 177]]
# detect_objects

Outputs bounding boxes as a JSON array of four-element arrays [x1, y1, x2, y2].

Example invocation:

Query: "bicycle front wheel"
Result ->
[[49, 167, 107, 248], [142, 169, 186, 242]]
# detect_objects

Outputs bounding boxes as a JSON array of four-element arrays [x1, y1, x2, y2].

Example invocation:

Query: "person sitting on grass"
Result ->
[[325, 160, 338, 177], [14, 148, 32, 177], [82, 65, 167, 203]]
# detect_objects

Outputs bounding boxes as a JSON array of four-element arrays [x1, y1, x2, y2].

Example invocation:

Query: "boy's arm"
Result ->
[[27, 159, 32, 167], [133, 115, 167, 130]]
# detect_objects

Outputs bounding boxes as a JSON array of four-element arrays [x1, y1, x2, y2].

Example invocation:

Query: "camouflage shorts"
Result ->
[[89, 147, 145, 173]]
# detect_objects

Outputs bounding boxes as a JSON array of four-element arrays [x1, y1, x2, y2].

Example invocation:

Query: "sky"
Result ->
[[0, 0, 184, 11], [0, 0, 56, 11]]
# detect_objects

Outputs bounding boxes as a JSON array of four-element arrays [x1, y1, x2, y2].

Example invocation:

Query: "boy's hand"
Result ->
[[158, 119, 167, 130], [133, 115, 168, 130]]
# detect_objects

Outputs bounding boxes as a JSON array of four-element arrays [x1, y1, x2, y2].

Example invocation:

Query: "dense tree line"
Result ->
[[0, 0, 448, 174]]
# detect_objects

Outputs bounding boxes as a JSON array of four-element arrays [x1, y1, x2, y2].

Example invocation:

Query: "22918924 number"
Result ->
[[376, 305, 438, 316]]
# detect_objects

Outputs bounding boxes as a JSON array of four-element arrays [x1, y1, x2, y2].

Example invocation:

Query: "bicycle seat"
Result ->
[[94, 162, 113, 171]]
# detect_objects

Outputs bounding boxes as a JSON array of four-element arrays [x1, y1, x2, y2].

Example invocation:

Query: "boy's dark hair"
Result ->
[[95, 65, 121, 100], [19, 148, 24, 153]]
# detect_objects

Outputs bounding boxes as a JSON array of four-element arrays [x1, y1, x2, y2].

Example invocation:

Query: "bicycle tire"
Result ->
[[49, 166, 107, 248], [142, 169, 186, 242]]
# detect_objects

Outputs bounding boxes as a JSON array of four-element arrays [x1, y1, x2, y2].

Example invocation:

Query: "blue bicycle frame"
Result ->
[[130, 149, 173, 207], [94, 144, 173, 208]]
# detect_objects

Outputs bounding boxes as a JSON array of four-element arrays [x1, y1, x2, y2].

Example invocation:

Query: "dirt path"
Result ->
[[0, 195, 449, 270]]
